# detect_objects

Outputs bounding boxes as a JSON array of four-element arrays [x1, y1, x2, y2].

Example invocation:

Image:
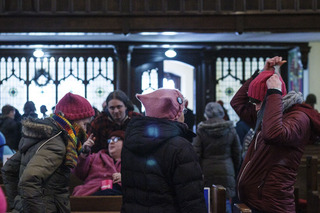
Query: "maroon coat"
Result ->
[[88, 111, 140, 153], [231, 78, 312, 213]]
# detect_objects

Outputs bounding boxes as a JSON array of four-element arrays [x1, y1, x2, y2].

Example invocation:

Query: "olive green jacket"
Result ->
[[1, 117, 70, 213]]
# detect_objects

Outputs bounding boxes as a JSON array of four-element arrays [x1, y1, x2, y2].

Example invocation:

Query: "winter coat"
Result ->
[[1, 117, 70, 213], [193, 118, 241, 198], [88, 111, 140, 153], [230, 77, 313, 213], [72, 149, 121, 196], [121, 116, 207, 213], [0, 116, 22, 150]]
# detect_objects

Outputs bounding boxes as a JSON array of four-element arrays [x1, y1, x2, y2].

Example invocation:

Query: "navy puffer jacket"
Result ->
[[121, 116, 207, 213]]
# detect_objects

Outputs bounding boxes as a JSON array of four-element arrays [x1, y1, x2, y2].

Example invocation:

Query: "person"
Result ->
[[0, 105, 22, 151], [304, 93, 317, 109], [92, 106, 101, 119], [193, 102, 241, 213], [72, 130, 124, 196], [230, 56, 320, 213], [183, 100, 195, 131], [88, 90, 141, 153], [217, 100, 230, 120], [121, 88, 207, 213], [235, 120, 251, 146], [14, 108, 22, 122], [1, 92, 95, 212], [21, 101, 38, 120], [40, 105, 48, 118]]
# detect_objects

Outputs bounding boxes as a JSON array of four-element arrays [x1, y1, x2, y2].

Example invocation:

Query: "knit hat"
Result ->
[[55, 92, 95, 121], [248, 70, 287, 102], [109, 130, 125, 140], [136, 88, 185, 121], [205, 102, 225, 119]]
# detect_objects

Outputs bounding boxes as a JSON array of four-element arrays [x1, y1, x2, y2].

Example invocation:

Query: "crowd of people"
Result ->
[[0, 56, 320, 213]]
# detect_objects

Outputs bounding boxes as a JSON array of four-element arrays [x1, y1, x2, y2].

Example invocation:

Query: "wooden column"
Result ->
[[114, 45, 130, 95]]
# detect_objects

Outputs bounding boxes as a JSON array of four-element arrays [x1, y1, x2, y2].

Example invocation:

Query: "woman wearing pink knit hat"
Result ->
[[121, 88, 207, 213], [2, 92, 95, 212], [231, 56, 320, 213]]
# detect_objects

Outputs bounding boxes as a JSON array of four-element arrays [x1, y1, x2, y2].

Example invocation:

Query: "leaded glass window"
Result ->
[[0, 55, 114, 114], [216, 56, 266, 124]]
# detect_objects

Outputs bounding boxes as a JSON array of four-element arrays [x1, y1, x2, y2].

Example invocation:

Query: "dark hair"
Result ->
[[105, 90, 134, 112], [1, 105, 15, 116], [23, 101, 36, 114], [306, 94, 317, 106], [40, 105, 48, 114]]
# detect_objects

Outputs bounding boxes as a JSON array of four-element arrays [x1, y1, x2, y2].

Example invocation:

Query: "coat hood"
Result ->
[[19, 117, 63, 153], [197, 118, 234, 138], [124, 116, 194, 154]]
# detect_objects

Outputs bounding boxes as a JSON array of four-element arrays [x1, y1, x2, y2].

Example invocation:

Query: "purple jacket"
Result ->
[[231, 77, 311, 213], [72, 149, 121, 196]]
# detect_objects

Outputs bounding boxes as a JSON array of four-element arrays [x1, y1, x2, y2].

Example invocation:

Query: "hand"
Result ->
[[112, 172, 121, 183], [263, 56, 286, 71], [266, 74, 282, 90], [80, 134, 95, 157], [83, 133, 95, 148]]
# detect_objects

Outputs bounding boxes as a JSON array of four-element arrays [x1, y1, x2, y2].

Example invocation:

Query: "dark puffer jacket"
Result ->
[[193, 118, 241, 198], [0, 116, 21, 150], [1, 117, 70, 213], [121, 116, 207, 213], [230, 77, 313, 213]]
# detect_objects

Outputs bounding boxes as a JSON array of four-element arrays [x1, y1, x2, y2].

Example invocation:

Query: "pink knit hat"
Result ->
[[136, 88, 185, 121], [248, 70, 287, 102], [55, 92, 95, 121]]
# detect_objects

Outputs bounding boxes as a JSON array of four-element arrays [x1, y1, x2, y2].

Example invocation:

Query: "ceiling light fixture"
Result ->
[[165, 49, 177, 58], [33, 49, 44, 58]]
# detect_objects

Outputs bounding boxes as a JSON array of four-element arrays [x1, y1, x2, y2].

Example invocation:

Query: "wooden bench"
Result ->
[[233, 203, 252, 213], [211, 184, 226, 213], [306, 156, 320, 213], [70, 195, 122, 212]]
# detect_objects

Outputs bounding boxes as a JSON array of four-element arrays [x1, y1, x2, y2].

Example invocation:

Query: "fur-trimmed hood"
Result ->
[[197, 118, 234, 138], [20, 117, 64, 153]]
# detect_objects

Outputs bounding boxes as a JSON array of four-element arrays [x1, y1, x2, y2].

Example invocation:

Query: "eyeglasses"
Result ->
[[107, 137, 121, 144], [183, 108, 188, 114]]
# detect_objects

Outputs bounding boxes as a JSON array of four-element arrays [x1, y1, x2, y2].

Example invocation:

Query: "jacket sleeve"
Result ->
[[72, 153, 93, 181], [192, 131, 203, 160], [171, 141, 207, 213], [1, 151, 21, 209], [230, 77, 257, 128], [262, 93, 311, 147], [19, 136, 66, 213]]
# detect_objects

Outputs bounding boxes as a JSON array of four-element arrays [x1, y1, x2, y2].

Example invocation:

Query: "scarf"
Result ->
[[282, 91, 304, 112], [51, 113, 83, 168]]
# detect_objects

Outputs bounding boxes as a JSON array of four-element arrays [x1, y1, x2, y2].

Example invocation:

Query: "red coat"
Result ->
[[72, 150, 121, 196], [231, 78, 312, 213]]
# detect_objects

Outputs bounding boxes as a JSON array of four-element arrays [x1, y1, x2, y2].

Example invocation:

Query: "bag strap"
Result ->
[[254, 97, 267, 133], [36, 131, 62, 153]]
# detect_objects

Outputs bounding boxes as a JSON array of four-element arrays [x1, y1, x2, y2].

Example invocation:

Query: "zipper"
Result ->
[[237, 131, 261, 200], [254, 131, 261, 150], [257, 180, 265, 199], [237, 160, 251, 200]]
